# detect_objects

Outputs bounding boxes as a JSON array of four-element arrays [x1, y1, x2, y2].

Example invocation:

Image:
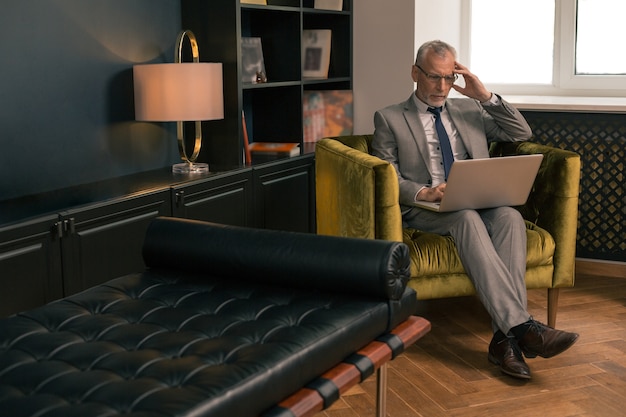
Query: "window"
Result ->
[[468, 0, 626, 95], [470, 0, 554, 85], [574, 0, 626, 75]]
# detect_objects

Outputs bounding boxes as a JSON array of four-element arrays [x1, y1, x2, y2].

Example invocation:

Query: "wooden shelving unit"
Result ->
[[181, 0, 353, 167]]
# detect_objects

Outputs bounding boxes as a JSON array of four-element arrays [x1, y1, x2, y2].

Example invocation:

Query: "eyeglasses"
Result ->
[[415, 65, 458, 85]]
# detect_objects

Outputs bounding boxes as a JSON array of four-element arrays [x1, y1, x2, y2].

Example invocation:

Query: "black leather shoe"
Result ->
[[517, 320, 579, 359], [488, 332, 531, 379]]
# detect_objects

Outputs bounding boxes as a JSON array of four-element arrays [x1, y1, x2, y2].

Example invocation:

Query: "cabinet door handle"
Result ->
[[66, 218, 76, 235], [176, 191, 185, 206], [54, 221, 65, 239], [52, 219, 76, 238]]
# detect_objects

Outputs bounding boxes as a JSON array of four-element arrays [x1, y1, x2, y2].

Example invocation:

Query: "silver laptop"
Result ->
[[411, 154, 543, 212]]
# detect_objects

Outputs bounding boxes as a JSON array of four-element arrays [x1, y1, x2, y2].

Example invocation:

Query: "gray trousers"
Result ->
[[405, 206, 530, 334]]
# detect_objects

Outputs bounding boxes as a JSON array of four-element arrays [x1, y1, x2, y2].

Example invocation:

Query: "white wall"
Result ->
[[353, 0, 464, 134], [352, 0, 415, 134], [414, 0, 465, 62]]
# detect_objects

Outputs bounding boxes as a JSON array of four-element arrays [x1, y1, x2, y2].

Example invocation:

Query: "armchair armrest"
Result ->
[[490, 142, 581, 288], [315, 137, 403, 242]]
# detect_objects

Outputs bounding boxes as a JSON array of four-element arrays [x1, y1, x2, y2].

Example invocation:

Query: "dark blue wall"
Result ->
[[0, 1, 182, 200]]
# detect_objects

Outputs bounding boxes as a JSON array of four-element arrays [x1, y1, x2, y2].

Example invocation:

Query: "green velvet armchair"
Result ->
[[315, 135, 581, 327]]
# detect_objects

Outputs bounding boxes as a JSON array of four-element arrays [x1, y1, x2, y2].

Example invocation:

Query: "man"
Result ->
[[372, 40, 578, 379]]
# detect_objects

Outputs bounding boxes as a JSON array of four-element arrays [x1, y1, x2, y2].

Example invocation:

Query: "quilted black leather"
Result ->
[[0, 217, 416, 417]]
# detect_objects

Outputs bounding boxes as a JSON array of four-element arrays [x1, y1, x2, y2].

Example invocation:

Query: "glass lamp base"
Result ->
[[172, 162, 209, 174]]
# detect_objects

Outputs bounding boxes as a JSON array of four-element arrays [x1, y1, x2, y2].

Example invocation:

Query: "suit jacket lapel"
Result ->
[[446, 99, 491, 159], [402, 95, 432, 174]]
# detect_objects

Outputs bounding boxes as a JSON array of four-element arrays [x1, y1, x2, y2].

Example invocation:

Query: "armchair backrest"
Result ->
[[315, 135, 404, 242]]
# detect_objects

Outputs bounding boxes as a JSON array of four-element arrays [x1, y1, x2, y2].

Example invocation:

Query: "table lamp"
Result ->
[[133, 30, 224, 173]]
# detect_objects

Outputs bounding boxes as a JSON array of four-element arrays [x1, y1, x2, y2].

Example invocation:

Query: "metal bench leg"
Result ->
[[376, 363, 388, 417]]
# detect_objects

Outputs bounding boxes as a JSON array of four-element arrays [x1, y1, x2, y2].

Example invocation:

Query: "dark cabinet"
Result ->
[[0, 156, 315, 317], [59, 190, 172, 296], [172, 170, 254, 226], [1, 188, 173, 310], [253, 155, 315, 233], [0, 215, 63, 317]]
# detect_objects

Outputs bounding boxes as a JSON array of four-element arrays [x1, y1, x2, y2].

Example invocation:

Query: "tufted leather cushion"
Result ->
[[0, 218, 417, 417]]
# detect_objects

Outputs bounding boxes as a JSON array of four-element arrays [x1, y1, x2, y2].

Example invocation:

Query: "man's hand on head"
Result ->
[[451, 61, 492, 103]]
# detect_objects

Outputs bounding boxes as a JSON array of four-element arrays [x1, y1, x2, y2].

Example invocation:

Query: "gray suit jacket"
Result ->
[[372, 93, 532, 211]]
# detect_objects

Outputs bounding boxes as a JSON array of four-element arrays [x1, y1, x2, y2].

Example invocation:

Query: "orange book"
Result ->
[[242, 111, 252, 165], [248, 142, 300, 156]]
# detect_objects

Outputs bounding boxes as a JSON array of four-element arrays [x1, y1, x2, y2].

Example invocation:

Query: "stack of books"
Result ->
[[248, 142, 300, 163]]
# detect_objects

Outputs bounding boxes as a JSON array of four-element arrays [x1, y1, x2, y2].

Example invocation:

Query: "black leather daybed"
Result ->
[[0, 217, 430, 417]]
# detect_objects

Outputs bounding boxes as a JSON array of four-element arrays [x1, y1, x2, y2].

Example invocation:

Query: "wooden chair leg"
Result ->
[[547, 287, 559, 328]]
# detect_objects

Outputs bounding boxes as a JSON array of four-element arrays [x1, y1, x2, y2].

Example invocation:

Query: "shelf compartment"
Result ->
[[303, 12, 351, 79], [243, 85, 303, 143], [242, 8, 301, 83]]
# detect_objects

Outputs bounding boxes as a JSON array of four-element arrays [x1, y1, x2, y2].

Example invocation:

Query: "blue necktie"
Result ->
[[428, 106, 454, 179]]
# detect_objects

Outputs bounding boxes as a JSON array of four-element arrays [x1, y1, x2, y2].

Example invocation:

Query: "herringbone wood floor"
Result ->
[[315, 272, 626, 417]]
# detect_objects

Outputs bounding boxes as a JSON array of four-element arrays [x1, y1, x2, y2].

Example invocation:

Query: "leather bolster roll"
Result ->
[[143, 217, 411, 300]]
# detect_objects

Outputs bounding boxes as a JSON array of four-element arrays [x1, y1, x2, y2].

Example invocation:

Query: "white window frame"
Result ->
[[557, 0, 626, 90], [465, 0, 626, 97]]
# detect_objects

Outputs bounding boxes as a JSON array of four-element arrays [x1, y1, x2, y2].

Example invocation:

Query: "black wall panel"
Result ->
[[0, 1, 183, 200]]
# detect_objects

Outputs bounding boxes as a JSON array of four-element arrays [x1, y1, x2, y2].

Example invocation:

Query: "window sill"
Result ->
[[502, 95, 626, 113]]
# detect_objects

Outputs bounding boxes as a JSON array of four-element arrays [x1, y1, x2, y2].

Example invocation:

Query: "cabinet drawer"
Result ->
[[0, 215, 63, 316], [60, 190, 171, 295], [172, 170, 253, 226]]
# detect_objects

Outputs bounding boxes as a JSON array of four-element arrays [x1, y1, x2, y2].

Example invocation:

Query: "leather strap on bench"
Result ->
[[262, 316, 431, 417]]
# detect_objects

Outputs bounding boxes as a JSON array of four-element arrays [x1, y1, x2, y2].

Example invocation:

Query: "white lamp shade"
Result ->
[[133, 63, 224, 122]]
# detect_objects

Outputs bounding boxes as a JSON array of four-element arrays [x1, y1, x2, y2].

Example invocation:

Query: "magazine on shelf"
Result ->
[[302, 29, 332, 79], [241, 0, 267, 5], [303, 90, 353, 142], [314, 0, 343, 11], [241, 37, 267, 83]]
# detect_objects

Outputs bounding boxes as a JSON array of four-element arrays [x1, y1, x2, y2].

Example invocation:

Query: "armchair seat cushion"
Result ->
[[402, 221, 555, 299]]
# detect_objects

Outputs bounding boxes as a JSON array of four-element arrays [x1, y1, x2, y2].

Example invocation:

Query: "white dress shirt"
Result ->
[[412, 93, 500, 200]]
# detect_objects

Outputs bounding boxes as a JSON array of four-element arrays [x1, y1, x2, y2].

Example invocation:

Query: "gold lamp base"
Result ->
[[172, 162, 209, 174], [133, 30, 223, 178]]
